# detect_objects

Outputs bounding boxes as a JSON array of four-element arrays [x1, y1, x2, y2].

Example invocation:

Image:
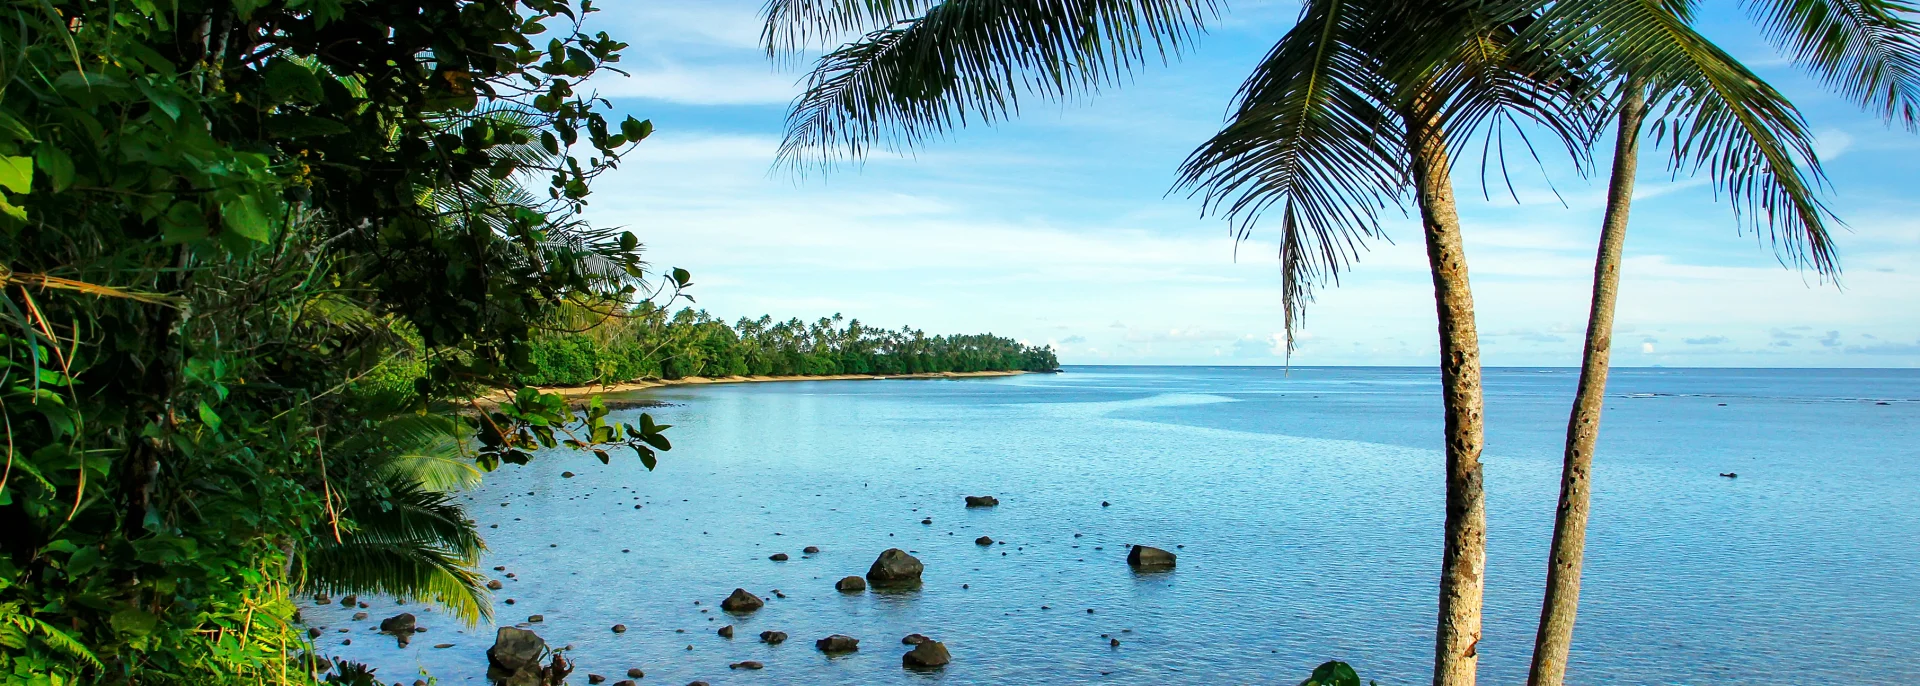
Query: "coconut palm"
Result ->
[[765, 1, 1594, 683], [1522, 2, 1919, 684]]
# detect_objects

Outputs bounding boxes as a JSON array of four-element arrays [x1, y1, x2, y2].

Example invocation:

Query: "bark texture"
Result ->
[[1408, 114, 1488, 686], [1527, 84, 1647, 686]]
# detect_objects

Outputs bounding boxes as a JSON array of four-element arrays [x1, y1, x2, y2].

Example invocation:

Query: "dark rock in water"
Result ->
[[835, 576, 866, 592], [1101, 501, 1111, 507], [964, 495, 999, 507], [803, 546, 821, 554], [729, 661, 764, 670], [527, 614, 544, 623], [1720, 472, 1738, 478], [379, 613, 417, 634], [339, 594, 358, 607], [562, 471, 575, 478], [816, 634, 860, 653], [866, 549, 923, 586], [1127, 545, 1176, 568], [920, 518, 932, 525], [760, 631, 788, 644], [307, 627, 322, 639], [433, 643, 454, 649], [487, 579, 504, 590], [721, 588, 764, 612], [769, 553, 789, 561], [689, 682, 709, 686], [615, 682, 637, 686], [902, 640, 951, 668], [974, 536, 993, 546], [352, 612, 368, 621], [611, 624, 627, 633], [717, 625, 734, 639], [588, 675, 606, 685], [1110, 638, 1121, 647], [901, 633, 930, 645], [546, 653, 574, 685], [314, 594, 331, 605], [485, 627, 548, 685], [627, 668, 647, 678]]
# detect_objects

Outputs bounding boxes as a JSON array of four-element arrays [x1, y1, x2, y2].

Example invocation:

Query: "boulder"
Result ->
[[816, 634, 860, 653], [627, 668, 646, 678], [759, 631, 787, 645], [974, 536, 993, 546], [314, 594, 331, 605], [803, 546, 820, 554], [1127, 545, 1177, 568], [562, 471, 575, 478], [964, 495, 999, 507], [720, 588, 763, 613], [379, 613, 417, 634], [588, 675, 606, 685], [527, 614, 543, 623], [865, 549, 923, 586], [902, 640, 951, 668], [611, 624, 627, 633], [834, 576, 866, 592], [615, 682, 637, 686], [352, 612, 368, 621], [769, 553, 788, 561], [307, 627, 322, 639], [339, 595, 358, 607], [717, 625, 733, 639], [485, 627, 548, 686], [901, 633, 929, 645], [729, 661, 764, 670], [487, 579, 504, 590]]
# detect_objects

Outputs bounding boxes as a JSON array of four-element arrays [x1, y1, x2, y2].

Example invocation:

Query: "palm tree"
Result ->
[[1522, 3, 1919, 684], [764, 2, 1591, 683]]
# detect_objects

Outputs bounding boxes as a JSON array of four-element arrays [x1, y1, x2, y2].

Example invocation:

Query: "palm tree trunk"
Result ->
[[1527, 81, 1647, 686], [1407, 112, 1488, 686]]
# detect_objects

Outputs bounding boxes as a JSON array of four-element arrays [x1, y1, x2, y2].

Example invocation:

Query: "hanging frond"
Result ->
[[764, 0, 941, 58], [0, 603, 103, 671], [1747, 0, 1920, 130], [774, 0, 1221, 169], [300, 479, 490, 624]]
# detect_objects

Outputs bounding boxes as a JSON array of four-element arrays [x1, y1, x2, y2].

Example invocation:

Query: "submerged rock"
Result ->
[[835, 576, 866, 592], [803, 546, 821, 554], [1127, 545, 1176, 568], [866, 549, 923, 586], [769, 553, 788, 561], [816, 634, 860, 653], [627, 668, 646, 678], [379, 613, 417, 634], [339, 595, 358, 607], [587, 675, 606, 685], [901, 633, 929, 645], [974, 536, 993, 546], [964, 495, 999, 507], [729, 661, 763, 670], [902, 640, 951, 668], [717, 625, 734, 639], [721, 588, 764, 613], [759, 631, 788, 644]]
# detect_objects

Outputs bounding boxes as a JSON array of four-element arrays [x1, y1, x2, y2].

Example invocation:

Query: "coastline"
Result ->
[[485, 369, 1039, 408]]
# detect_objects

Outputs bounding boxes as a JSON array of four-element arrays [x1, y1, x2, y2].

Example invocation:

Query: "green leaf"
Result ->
[[34, 145, 74, 192], [262, 59, 325, 103], [110, 609, 158, 637], [620, 117, 653, 142], [0, 156, 33, 194], [196, 401, 222, 432], [221, 195, 271, 242]]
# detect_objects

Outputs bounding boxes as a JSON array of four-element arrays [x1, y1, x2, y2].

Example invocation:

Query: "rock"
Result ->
[[339, 594, 357, 607], [816, 634, 860, 653], [307, 627, 322, 639], [487, 579, 504, 590], [975, 536, 993, 546], [627, 668, 646, 678], [769, 553, 789, 561], [379, 613, 417, 634], [902, 640, 951, 668], [803, 546, 820, 554], [615, 682, 637, 686], [611, 624, 627, 633], [901, 633, 929, 645], [562, 471, 575, 478], [1720, 472, 1738, 478], [689, 682, 708, 686], [865, 549, 923, 586], [1111, 638, 1121, 647], [352, 612, 368, 621], [1127, 545, 1176, 568], [920, 518, 932, 525], [588, 675, 606, 684], [717, 625, 733, 639], [720, 588, 763, 613], [834, 576, 866, 592], [314, 594, 331, 605], [1101, 501, 1111, 507], [433, 643, 454, 649], [485, 627, 548, 685], [964, 495, 999, 507], [759, 631, 787, 644], [729, 661, 763, 670], [528, 614, 544, 623]]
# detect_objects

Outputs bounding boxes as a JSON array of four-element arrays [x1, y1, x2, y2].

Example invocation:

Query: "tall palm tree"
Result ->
[[765, 2, 1590, 683], [1521, 2, 1919, 684]]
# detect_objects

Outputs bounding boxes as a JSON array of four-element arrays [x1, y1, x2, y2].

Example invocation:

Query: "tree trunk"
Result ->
[[1407, 113, 1488, 686], [1527, 82, 1647, 686]]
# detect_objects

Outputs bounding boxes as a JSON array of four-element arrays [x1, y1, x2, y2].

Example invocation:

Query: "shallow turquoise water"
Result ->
[[305, 366, 1920, 685]]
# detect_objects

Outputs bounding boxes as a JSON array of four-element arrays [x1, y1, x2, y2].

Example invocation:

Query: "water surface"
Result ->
[[306, 366, 1920, 685]]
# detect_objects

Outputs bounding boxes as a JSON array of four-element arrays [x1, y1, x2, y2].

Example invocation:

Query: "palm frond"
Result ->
[[0, 603, 103, 671], [763, 0, 940, 57], [1747, 0, 1920, 130], [1534, 0, 1840, 274], [776, 0, 1221, 170], [301, 539, 492, 625]]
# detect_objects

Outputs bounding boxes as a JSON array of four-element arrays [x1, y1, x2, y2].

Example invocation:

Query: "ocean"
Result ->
[[304, 366, 1920, 685]]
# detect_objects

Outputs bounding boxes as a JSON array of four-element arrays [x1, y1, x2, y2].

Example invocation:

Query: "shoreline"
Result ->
[[485, 369, 1042, 408]]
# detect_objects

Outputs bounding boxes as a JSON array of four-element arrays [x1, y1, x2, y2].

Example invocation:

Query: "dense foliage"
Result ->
[[509, 309, 1060, 387], [0, 0, 673, 683]]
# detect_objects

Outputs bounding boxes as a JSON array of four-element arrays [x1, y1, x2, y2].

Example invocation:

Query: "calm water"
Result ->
[[306, 366, 1920, 685]]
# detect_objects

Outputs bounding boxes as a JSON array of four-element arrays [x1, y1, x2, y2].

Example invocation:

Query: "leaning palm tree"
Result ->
[[765, 2, 1592, 683], [1520, 2, 1919, 684]]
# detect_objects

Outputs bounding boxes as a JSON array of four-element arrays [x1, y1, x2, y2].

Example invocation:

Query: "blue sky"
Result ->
[[574, 1, 1920, 367]]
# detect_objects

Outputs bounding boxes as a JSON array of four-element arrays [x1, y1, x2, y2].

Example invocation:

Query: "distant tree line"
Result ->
[[514, 307, 1060, 386]]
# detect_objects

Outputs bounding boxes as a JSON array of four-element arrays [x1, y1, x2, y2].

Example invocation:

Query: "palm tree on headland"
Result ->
[[764, 1, 1595, 683], [1520, 3, 1920, 684]]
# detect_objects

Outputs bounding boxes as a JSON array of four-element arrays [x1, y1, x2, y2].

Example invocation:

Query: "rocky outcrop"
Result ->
[[835, 576, 866, 592], [1127, 545, 1176, 568], [865, 549, 922, 586], [721, 588, 763, 613], [816, 634, 860, 653], [964, 495, 999, 507], [379, 613, 417, 634], [902, 640, 951, 668], [485, 627, 548, 686]]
